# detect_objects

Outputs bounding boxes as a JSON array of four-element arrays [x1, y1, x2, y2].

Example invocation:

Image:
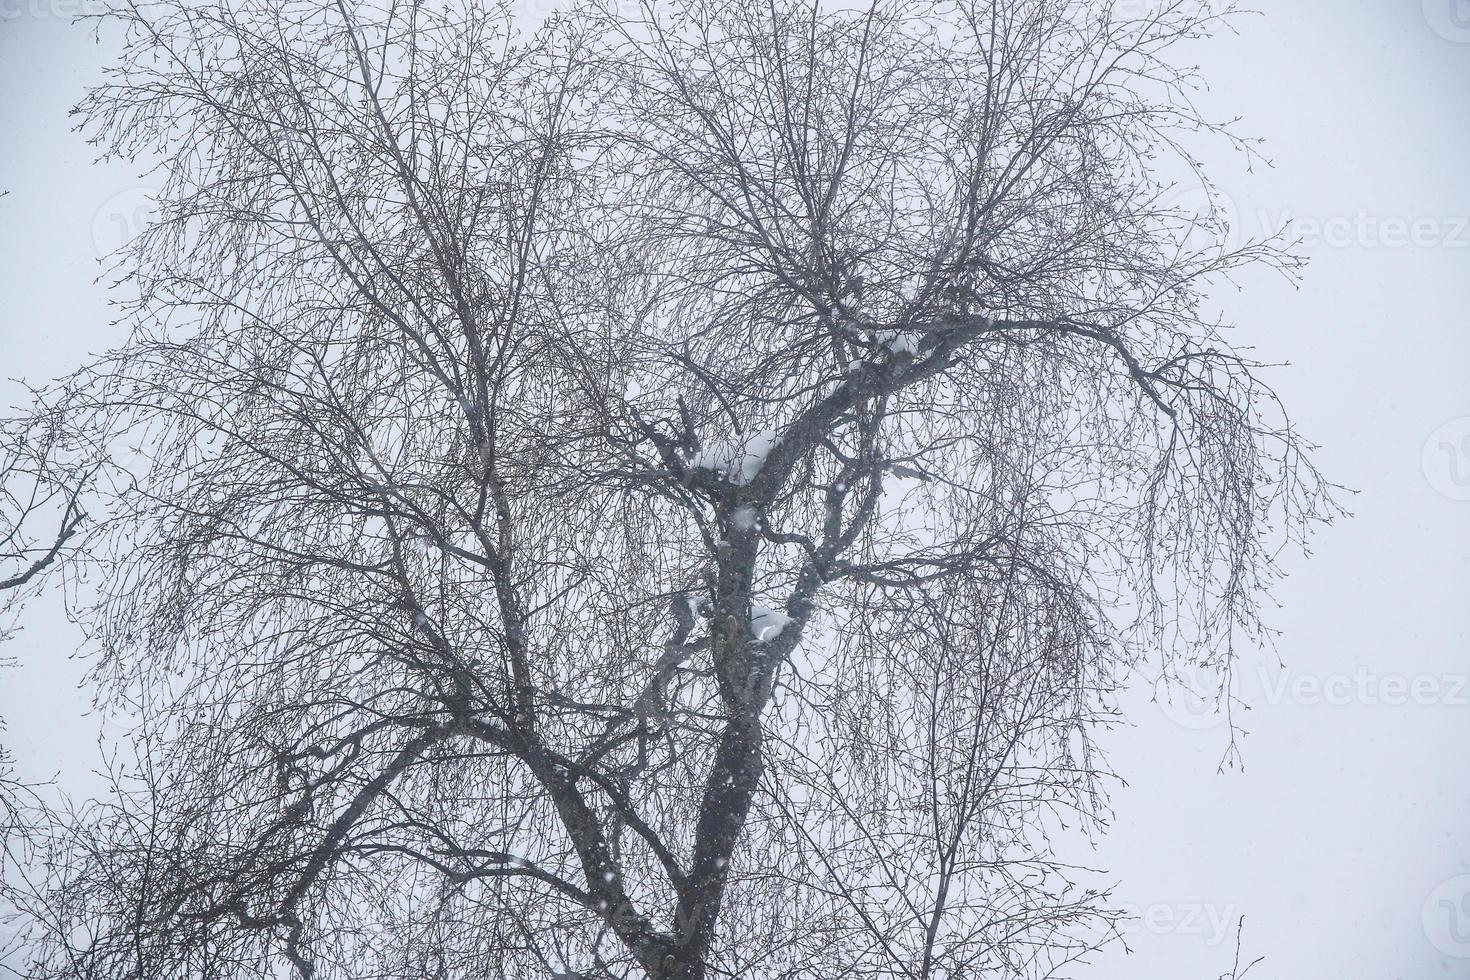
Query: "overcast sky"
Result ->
[[2, 3, 1467, 979]]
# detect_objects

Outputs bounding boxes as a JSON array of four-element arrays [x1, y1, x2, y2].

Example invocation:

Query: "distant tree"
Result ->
[[3, 1, 1333, 979]]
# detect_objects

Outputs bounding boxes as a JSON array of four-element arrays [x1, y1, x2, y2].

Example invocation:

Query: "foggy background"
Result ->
[[2, 2, 1467, 978]]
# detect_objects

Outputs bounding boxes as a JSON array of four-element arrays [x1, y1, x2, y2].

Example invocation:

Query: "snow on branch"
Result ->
[[750, 604, 793, 642], [689, 429, 781, 486]]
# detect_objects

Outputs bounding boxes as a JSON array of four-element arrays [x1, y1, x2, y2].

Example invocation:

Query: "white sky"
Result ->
[[2, 3, 1468, 979]]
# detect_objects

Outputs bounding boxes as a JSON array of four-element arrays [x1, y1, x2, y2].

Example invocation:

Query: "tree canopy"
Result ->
[[1, 2, 1333, 978]]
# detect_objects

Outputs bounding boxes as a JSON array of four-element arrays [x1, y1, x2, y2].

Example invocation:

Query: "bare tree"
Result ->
[[3, 1, 1334, 979], [1, 407, 89, 970], [0, 423, 85, 623], [0, 190, 89, 630]]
